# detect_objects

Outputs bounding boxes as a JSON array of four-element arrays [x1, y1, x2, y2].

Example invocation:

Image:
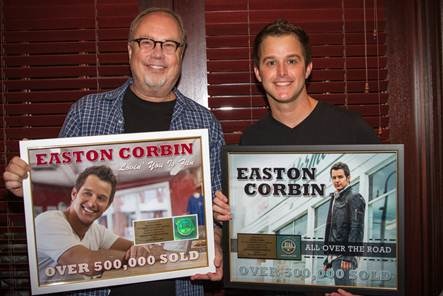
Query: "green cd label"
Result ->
[[173, 215, 198, 240]]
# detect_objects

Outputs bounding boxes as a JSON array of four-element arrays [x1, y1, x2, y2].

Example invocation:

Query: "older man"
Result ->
[[4, 7, 224, 296]]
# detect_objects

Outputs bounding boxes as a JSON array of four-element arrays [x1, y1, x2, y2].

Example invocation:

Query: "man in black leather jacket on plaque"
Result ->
[[323, 162, 365, 286]]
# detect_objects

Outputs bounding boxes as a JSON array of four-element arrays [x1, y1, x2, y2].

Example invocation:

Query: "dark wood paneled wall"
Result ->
[[386, 0, 443, 295]]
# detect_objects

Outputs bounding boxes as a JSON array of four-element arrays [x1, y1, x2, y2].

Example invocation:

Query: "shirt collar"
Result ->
[[105, 78, 182, 102], [335, 184, 351, 198]]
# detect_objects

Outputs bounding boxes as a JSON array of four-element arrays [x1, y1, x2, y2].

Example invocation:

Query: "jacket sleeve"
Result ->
[[348, 193, 365, 243], [342, 193, 365, 265]]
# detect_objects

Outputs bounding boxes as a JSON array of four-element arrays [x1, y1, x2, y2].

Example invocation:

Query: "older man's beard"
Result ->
[[143, 74, 167, 90]]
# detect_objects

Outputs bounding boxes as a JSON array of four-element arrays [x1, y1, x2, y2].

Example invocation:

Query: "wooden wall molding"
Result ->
[[386, 0, 442, 295]]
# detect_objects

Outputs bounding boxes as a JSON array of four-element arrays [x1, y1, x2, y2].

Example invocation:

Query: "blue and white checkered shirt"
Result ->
[[58, 79, 224, 296]]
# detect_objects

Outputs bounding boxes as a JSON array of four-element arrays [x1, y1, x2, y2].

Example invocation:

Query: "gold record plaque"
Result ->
[[134, 218, 174, 244], [237, 234, 277, 259]]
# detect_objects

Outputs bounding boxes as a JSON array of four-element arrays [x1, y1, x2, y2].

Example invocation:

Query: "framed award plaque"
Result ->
[[20, 129, 215, 294], [223, 145, 404, 295]]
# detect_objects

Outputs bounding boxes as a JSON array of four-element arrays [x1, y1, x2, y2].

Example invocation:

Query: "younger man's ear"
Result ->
[[71, 187, 78, 201], [305, 62, 313, 79], [253, 66, 262, 82]]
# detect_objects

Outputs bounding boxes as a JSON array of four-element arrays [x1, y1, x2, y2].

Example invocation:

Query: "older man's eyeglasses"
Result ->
[[130, 38, 183, 54]]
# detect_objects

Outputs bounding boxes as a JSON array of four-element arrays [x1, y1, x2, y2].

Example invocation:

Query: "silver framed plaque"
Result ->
[[223, 145, 404, 295], [21, 129, 215, 294]]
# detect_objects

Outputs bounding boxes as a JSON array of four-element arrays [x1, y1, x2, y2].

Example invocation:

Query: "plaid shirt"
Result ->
[[58, 79, 224, 296]]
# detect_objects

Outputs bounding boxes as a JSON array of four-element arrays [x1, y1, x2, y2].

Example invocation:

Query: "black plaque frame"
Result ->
[[222, 145, 404, 295]]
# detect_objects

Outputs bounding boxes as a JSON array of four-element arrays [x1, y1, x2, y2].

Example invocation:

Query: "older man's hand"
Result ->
[[191, 225, 223, 281], [213, 191, 231, 222], [3, 156, 30, 197]]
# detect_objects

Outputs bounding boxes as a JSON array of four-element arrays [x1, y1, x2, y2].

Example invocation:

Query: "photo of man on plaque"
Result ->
[[35, 165, 152, 285], [323, 162, 365, 286]]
